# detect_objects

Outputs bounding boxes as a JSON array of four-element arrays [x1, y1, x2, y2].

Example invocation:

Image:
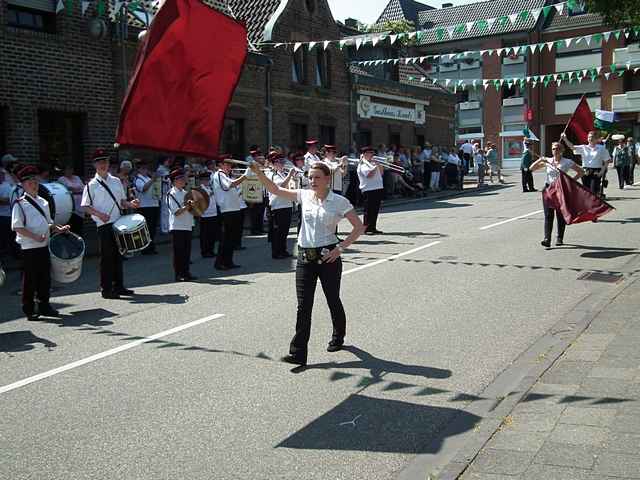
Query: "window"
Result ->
[[389, 133, 401, 148], [8, 4, 56, 33], [38, 110, 85, 175], [320, 125, 335, 146], [292, 49, 307, 84], [315, 50, 331, 88], [291, 123, 308, 150], [503, 138, 524, 159], [502, 83, 523, 99], [416, 134, 425, 147], [357, 131, 372, 149], [221, 118, 245, 158]]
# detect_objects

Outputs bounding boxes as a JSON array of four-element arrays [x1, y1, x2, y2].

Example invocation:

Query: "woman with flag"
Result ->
[[530, 142, 585, 248]]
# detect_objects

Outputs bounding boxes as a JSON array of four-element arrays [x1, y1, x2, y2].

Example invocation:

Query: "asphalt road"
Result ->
[[2, 171, 639, 480]]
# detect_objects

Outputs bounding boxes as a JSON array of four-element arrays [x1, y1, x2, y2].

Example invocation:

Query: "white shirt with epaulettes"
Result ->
[[199, 185, 218, 218], [11, 193, 52, 250], [212, 171, 241, 213], [81, 173, 125, 227], [269, 170, 293, 210]]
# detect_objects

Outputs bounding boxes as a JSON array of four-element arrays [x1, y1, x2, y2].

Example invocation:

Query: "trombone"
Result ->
[[347, 156, 406, 174]]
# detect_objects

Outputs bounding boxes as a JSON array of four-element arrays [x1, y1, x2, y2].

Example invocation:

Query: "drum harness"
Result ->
[[16, 194, 51, 228], [86, 179, 123, 218]]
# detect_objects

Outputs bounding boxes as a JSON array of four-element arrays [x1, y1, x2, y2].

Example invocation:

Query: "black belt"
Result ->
[[298, 244, 337, 264]]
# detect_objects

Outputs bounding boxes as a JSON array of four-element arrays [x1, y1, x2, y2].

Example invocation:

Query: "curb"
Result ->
[[397, 252, 640, 480]]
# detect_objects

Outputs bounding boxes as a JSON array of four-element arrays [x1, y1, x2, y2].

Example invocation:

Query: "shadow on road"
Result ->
[[276, 393, 481, 454], [0, 330, 57, 354]]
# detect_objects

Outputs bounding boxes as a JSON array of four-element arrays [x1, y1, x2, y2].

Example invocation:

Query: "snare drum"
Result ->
[[40, 182, 73, 225], [112, 214, 151, 256]]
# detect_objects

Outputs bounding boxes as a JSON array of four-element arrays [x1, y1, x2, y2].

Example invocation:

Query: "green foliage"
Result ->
[[367, 19, 417, 47], [583, 0, 640, 27]]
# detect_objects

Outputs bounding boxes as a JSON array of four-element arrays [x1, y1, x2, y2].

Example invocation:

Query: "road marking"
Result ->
[[343, 241, 442, 276], [479, 210, 543, 231], [0, 314, 225, 396]]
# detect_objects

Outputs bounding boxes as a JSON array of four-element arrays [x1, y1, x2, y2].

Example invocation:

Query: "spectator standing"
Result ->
[[475, 146, 487, 186], [626, 137, 637, 185], [460, 140, 474, 174], [520, 139, 535, 192], [613, 138, 630, 190]]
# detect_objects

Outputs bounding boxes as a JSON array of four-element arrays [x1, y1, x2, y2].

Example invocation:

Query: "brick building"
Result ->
[[369, 0, 640, 167]]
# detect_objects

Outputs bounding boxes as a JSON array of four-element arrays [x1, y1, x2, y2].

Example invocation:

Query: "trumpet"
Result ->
[[347, 156, 406, 174]]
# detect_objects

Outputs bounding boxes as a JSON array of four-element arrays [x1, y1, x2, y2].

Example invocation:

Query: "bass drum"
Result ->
[[39, 182, 73, 225]]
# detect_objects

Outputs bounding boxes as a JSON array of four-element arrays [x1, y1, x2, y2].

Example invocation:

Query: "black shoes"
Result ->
[[38, 304, 60, 318], [176, 274, 198, 282], [327, 342, 343, 353], [215, 263, 241, 271], [281, 355, 306, 367], [101, 291, 120, 300], [115, 288, 135, 296], [556, 238, 564, 246], [541, 239, 551, 248], [25, 312, 39, 321]]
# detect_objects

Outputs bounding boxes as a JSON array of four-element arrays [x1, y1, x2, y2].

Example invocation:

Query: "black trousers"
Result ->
[[97, 224, 124, 293], [21, 247, 51, 315], [217, 210, 241, 267], [139, 206, 159, 252], [628, 163, 636, 185], [0, 216, 10, 255], [363, 188, 384, 232], [544, 206, 566, 241], [616, 166, 629, 189], [199, 216, 220, 256], [423, 163, 432, 190], [290, 257, 346, 362], [171, 230, 192, 277], [521, 169, 535, 191], [235, 208, 246, 248], [270, 207, 292, 257], [249, 202, 265, 234], [68, 213, 84, 237], [582, 172, 602, 195]]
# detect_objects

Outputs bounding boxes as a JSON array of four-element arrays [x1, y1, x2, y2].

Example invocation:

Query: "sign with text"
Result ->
[[358, 96, 426, 125]]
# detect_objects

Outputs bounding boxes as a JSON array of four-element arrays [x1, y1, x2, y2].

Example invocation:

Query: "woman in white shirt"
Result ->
[[530, 142, 584, 248], [58, 165, 86, 236], [250, 160, 365, 367]]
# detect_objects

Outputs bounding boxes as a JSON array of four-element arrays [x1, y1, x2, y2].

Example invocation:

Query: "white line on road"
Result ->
[[0, 314, 225, 396], [343, 241, 442, 276], [479, 210, 543, 231]]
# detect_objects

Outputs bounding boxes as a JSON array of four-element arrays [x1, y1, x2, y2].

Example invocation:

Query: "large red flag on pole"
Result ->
[[542, 169, 613, 224], [116, 0, 247, 158], [563, 95, 594, 145]]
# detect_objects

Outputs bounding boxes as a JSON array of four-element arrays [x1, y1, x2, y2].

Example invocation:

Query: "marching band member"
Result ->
[[11, 165, 70, 319], [156, 156, 174, 234], [166, 169, 197, 281], [198, 171, 220, 258], [267, 151, 295, 259], [134, 160, 160, 255], [213, 155, 248, 271], [561, 131, 611, 197], [357, 146, 385, 235], [530, 142, 585, 248], [81, 149, 140, 299], [235, 183, 248, 250], [323, 145, 347, 195], [247, 148, 267, 235], [304, 139, 321, 172], [250, 161, 365, 366], [58, 165, 86, 236]]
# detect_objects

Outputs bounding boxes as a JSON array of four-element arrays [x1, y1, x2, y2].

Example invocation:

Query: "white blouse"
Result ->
[[296, 190, 353, 248], [357, 161, 383, 192], [269, 171, 293, 211]]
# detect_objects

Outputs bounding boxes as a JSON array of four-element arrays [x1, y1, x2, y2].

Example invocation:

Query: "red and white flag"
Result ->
[[116, 0, 247, 158], [542, 169, 613, 224]]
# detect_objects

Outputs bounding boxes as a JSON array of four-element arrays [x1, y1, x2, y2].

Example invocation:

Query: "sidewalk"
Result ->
[[459, 276, 640, 479]]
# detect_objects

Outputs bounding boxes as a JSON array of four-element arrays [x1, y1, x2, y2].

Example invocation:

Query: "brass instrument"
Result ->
[[184, 187, 210, 217], [347, 156, 406, 174]]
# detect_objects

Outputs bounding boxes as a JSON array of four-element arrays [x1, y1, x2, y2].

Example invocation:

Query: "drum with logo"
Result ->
[[112, 213, 151, 256], [40, 182, 73, 225], [49, 231, 85, 283], [241, 176, 264, 204]]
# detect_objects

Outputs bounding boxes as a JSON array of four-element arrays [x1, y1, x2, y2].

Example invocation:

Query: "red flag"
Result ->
[[542, 169, 613, 224], [116, 0, 247, 158], [563, 95, 594, 145]]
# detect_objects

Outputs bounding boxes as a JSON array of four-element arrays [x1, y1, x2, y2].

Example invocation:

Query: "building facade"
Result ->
[[371, 0, 640, 167]]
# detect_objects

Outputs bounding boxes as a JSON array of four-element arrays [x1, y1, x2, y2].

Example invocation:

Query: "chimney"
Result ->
[[345, 18, 359, 29], [442, 3, 453, 7]]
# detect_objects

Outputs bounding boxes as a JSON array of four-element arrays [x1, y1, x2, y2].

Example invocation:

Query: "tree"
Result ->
[[367, 19, 418, 47], [583, 0, 640, 27]]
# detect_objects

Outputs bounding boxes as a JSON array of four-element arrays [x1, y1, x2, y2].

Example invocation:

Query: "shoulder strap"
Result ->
[[215, 172, 230, 192], [23, 195, 50, 223], [97, 179, 123, 215], [167, 193, 181, 210]]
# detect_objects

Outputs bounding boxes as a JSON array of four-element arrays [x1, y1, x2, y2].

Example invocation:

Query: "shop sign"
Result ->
[[358, 95, 426, 125]]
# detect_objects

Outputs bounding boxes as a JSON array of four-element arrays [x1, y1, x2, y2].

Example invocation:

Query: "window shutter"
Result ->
[[8, 0, 56, 13]]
